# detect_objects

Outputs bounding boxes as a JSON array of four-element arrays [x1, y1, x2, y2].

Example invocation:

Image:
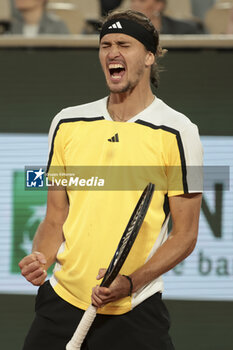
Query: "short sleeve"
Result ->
[[167, 123, 203, 197], [46, 113, 66, 178]]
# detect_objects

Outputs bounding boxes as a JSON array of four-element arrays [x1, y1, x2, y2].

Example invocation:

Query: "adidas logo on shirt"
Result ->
[[108, 21, 122, 29], [108, 133, 119, 142]]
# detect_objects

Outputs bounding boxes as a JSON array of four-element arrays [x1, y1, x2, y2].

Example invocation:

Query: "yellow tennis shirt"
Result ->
[[47, 96, 203, 315]]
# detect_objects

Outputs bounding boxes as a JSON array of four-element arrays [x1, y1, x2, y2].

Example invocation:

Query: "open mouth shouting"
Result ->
[[108, 63, 126, 82]]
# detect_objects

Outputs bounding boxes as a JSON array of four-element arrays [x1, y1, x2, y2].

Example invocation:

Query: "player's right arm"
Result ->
[[18, 187, 69, 286]]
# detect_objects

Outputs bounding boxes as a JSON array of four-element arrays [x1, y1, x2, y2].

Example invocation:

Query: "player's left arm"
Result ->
[[129, 192, 202, 292], [92, 192, 202, 307], [129, 122, 203, 293]]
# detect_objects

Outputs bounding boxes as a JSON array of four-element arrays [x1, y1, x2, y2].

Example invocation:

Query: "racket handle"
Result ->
[[66, 304, 97, 350]]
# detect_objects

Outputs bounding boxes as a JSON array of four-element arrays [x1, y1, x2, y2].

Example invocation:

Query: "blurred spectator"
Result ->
[[0, 0, 11, 34], [84, 0, 123, 33], [226, 6, 233, 33], [191, 0, 217, 20], [205, 0, 233, 34], [130, 0, 205, 34], [9, 0, 70, 36], [100, 0, 123, 16]]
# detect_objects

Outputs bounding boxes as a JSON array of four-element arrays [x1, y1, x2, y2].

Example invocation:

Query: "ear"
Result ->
[[145, 51, 155, 67]]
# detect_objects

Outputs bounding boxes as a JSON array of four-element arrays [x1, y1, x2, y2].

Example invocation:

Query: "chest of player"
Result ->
[[61, 119, 173, 167]]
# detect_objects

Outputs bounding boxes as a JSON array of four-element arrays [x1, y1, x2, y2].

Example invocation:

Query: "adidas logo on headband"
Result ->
[[100, 18, 157, 54], [108, 21, 122, 29]]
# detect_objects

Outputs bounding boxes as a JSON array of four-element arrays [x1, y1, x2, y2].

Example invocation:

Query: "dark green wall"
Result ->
[[1, 48, 233, 135]]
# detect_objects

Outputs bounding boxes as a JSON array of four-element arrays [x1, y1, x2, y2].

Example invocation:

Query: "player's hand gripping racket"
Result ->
[[66, 183, 155, 350]]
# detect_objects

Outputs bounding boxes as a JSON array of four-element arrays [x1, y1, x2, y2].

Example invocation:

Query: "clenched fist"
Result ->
[[18, 251, 47, 286]]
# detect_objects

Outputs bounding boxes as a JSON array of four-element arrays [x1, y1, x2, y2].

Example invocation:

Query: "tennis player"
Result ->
[[19, 9, 203, 350]]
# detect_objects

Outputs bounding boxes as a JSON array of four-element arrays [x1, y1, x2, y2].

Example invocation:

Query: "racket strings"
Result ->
[[110, 195, 147, 268]]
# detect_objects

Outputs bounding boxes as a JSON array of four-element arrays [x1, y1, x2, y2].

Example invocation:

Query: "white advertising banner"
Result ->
[[0, 134, 232, 300]]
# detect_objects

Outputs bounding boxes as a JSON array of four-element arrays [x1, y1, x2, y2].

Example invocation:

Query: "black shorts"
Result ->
[[22, 280, 175, 350]]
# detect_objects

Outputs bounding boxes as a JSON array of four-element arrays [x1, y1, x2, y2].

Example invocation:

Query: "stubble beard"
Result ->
[[107, 65, 144, 94], [109, 81, 132, 94]]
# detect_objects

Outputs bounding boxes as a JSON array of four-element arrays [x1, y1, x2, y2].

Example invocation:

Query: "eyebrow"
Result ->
[[100, 40, 131, 45]]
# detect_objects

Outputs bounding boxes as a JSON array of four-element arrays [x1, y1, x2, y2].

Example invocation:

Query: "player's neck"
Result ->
[[108, 86, 154, 122]]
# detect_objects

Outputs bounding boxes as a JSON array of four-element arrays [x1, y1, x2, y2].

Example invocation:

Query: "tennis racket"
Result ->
[[66, 182, 155, 350]]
